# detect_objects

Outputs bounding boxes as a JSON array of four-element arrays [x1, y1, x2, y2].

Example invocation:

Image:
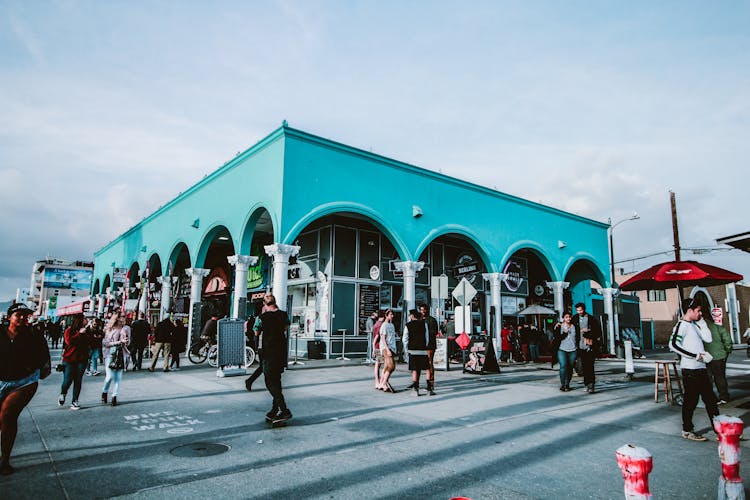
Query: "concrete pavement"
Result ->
[[3, 349, 750, 499]]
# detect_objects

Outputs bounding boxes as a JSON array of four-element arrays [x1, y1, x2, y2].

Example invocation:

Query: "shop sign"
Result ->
[[369, 265, 380, 281], [112, 267, 127, 284], [501, 257, 528, 295], [711, 307, 723, 325], [389, 260, 403, 279], [454, 253, 479, 284]]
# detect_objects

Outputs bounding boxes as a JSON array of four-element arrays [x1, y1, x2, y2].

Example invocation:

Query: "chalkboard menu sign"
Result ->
[[358, 284, 380, 335]]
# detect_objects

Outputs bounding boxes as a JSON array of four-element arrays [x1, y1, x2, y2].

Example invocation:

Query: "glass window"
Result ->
[[334, 227, 356, 277], [358, 230, 380, 279], [296, 231, 318, 259], [647, 289, 666, 302], [319, 227, 332, 275]]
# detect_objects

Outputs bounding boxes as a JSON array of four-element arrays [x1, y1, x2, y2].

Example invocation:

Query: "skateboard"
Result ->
[[265, 415, 289, 428]]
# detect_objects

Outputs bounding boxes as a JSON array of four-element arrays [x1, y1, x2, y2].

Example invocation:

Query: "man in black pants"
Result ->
[[572, 302, 602, 393], [418, 303, 439, 395], [245, 315, 263, 391], [257, 294, 291, 423]]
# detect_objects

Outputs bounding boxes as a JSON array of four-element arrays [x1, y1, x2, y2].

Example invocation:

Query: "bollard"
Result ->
[[616, 444, 653, 500], [715, 415, 745, 500]]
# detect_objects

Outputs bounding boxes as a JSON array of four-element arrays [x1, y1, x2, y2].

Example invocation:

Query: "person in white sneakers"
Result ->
[[670, 298, 719, 442]]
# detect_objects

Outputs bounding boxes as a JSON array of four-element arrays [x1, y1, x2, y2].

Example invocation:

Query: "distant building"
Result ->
[[29, 258, 94, 319]]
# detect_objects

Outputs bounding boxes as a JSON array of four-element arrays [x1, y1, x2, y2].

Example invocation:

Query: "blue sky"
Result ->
[[1, 1, 749, 300]]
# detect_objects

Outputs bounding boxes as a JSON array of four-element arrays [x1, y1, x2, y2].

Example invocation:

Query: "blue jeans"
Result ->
[[529, 343, 540, 361], [88, 347, 102, 372], [557, 350, 577, 388], [102, 358, 123, 397], [60, 361, 87, 402]]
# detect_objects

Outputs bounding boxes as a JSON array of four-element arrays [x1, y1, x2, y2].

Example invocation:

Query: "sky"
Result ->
[[1, 0, 749, 301]]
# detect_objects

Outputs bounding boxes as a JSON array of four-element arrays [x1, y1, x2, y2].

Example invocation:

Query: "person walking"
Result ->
[[257, 294, 292, 424], [1, 303, 50, 475], [703, 312, 732, 404], [377, 310, 397, 393], [245, 315, 264, 392], [670, 298, 719, 442], [419, 303, 439, 395], [551, 312, 577, 392], [58, 315, 90, 410], [404, 309, 429, 396], [86, 318, 104, 376], [148, 316, 174, 372], [170, 318, 186, 370], [101, 313, 130, 407], [528, 325, 541, 362], [129, 314, 150, 371], [371, 311, 384, 390], [571, 302, 602, 394], [49, 320, 62, 349]]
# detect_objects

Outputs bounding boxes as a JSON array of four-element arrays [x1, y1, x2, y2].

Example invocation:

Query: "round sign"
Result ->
[[534, 284, 545, 297], [503, 260, 524, 292], [369, 265, 380, 281]]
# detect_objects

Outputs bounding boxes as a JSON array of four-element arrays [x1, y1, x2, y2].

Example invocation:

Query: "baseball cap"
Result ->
[[7, 303, 34, 316]]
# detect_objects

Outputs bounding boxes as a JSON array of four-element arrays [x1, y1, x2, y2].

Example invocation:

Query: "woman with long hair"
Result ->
[[101, 313, 130, 407], [551, 312, 578, 392], [58, 314, 90, 410], [376, 310, 397, 393]]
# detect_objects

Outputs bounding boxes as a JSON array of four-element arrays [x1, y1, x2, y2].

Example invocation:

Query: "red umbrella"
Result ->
[[620, 260, 743, 291]]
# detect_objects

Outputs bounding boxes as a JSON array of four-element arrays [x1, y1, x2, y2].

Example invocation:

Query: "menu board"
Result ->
[[358, 284, 380, 334], [434, 337, 449, 371]]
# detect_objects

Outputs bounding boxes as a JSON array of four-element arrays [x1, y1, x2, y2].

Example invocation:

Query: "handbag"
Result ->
[[109, 345, 125, 370]]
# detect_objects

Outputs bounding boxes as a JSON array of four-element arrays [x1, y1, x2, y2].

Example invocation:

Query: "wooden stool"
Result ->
[[654, 361, 683, 404]]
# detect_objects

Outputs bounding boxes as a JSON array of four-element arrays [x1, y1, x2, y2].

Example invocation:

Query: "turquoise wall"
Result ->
[[94, 124, 610, 290]]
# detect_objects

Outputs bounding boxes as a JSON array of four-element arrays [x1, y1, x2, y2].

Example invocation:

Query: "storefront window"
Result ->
[[358, 230, 380, 279], [334, 226, 356, 277]]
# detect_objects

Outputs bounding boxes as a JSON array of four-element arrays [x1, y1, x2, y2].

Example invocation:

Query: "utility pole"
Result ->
[[669, 190, 683, 300]]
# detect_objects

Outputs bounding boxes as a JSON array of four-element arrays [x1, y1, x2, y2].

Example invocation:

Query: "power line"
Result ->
[[615, 246, 736, 265]]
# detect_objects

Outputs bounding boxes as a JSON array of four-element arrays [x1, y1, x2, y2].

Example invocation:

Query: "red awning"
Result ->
[[56, 299, 91, 316]]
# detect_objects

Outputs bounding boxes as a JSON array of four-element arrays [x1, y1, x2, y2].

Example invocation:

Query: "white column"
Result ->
[[186, 268, 210, 338], [545, 281, 570, 319], [137, 281, 149, 318], [227, 254, 258, 319], [394, 261, 425, 313], [598, 287, 616, 355], [483, 273, 507, 358], [158, 276, 173, 321], [264, 244, 300, 311]]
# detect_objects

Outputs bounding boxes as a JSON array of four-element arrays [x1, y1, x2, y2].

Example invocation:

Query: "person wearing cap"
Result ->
[[0, 303, 50, 475]]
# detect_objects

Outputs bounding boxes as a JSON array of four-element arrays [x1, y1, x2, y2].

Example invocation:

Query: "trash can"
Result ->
[[307, 340, 325, 360]]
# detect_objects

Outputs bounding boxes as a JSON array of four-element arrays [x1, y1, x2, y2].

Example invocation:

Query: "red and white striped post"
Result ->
[[715, 415, 745, 500], [616, 444, 653, 500]]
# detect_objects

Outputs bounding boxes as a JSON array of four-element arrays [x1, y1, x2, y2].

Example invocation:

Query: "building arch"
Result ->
[[500, 241, 559, 282], [414, 225, 493, 272], [102, 275, 111, 292], [195, 223, 235, 268], [239, 204, 278, 256], [563, 254, 608, 288], [167, 241, 192, 275], [282, 201, 409, 261], [92, 279, 101, 295]]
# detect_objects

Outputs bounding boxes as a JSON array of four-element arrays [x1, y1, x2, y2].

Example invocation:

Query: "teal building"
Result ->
[[93, 123, 617, 358]]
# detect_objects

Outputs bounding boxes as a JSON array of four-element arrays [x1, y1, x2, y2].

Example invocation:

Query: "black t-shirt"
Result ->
[[0, 325, 50, 381], [258, 310, 289, 362]]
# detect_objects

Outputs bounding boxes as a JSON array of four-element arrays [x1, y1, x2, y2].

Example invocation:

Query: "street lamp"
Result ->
[[608, 212, 640, 286], [607, 212, 639, 356]]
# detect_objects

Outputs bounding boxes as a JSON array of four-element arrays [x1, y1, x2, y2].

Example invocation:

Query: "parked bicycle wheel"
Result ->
[[188, 343, 207, 364], [207, 344, 218, 367], [245, 346, 256, 366]]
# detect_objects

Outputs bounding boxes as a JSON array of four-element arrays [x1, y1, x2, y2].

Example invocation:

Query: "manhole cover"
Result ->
[[170, 442, 231, 457]]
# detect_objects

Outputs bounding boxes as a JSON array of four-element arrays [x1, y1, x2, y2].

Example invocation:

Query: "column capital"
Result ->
[[227, 254, 259, 270], [545, 281, 570, 292], [264, 244, 300, 263], [393, 260, 424, 277], [597, 287, 619, 299], [157, 275, 173, 286], [185, 267, 210, 280], [482, 272, 508, 286]]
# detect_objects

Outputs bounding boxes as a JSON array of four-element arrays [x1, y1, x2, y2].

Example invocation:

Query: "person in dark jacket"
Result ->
[[0, 303, 50, 475], [404, 309, 429, 396], [170, 318, 187, 370], [148, 317, 174, 372], [257, 294, 291, 423], [419, 303, 439, 395], [86, 318, 104, 376], [58, 315, 90, 409], [571, 303, 602, 393], [129, 314, 150, 371]]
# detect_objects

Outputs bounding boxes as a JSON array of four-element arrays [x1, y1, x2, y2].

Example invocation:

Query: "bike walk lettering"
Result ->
[[124, 411, 204, 431]]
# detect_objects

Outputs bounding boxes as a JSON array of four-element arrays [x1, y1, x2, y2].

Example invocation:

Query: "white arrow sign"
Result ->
[[452, 277, 477, 306]]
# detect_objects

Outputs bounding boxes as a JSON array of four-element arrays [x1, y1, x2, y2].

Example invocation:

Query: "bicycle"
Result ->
[[188, 337, 256, 368]]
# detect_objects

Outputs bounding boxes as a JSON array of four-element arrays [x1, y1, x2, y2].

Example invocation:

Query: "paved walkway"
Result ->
[[3, 349, 750, 499]]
